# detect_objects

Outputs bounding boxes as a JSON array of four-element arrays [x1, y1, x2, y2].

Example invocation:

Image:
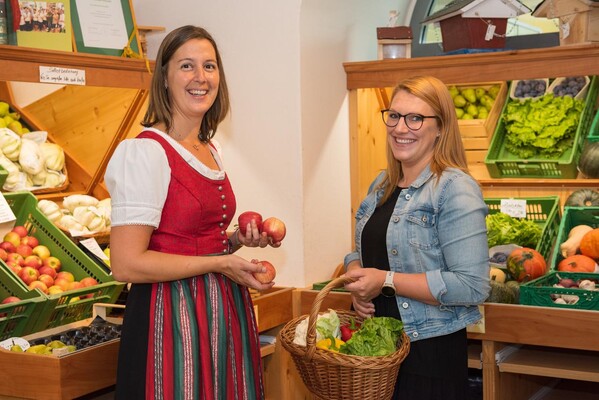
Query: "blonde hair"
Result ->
[[378, 75, 471, 205]]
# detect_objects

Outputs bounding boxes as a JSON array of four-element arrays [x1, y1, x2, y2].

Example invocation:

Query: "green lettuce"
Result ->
[[486, 212, 541, 249], [339, 316, 403, 356]]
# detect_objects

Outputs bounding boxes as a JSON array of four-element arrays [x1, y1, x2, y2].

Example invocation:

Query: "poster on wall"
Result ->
[[8, 0, 73, 51], [71, 0, 140, 57]]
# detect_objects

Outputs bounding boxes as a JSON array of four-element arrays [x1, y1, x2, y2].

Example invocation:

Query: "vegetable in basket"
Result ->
[[316, 335, 345, 353], [292, 309, 340, 347], [339, 316, 403, 357], [340, 317, 361, 342]]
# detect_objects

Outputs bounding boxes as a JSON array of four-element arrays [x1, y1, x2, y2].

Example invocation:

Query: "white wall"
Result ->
[[12, 1, 409, 288]]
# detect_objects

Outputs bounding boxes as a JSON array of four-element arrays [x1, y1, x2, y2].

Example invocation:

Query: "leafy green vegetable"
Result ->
[[486, 212, 541, 249], [315, 310, 340, 340], [339, 316, 403, 356], [502, 94, 584, 159]]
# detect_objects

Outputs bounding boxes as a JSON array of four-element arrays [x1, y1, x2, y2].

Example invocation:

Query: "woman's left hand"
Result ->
[[344, 267, 388, 302], [237, 220, 282, 248]]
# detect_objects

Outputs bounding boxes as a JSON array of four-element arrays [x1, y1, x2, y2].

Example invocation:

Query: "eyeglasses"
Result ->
[[381, 109, 438, 130]]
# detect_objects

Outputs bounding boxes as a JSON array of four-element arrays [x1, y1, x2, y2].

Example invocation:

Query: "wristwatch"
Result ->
[[381, 271, 396, 297]]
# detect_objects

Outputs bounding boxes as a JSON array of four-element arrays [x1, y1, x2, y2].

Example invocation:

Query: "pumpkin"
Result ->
[[557, 254, 598, 273], [565, 189, 599, 207], [559, 224, 593, 258], [506, 247, 547, 282], [579, 228, 599, 260], [578, 142, 599, 179]]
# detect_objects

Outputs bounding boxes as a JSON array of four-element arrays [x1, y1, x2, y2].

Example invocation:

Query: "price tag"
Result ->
[[485, 23, 496, 41], [500, 199, 527, 218], [79, 238, 108, 260]]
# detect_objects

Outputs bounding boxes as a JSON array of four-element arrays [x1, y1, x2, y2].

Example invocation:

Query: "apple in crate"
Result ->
[[7, 252, 24, 266], [29, 280, 48, 294], [7, 262, 22, 275], [38, 274, 55, 288], [20, 236, 39, 248], [0, 296, 21, 317], [48, 285, 64, 295], [23, 255, 42, 269], [38, 265, 57, 279], [56, 271, 75, 282], [0, 241, 16, 254], [80, 277, 98, 287], [0, 248, 7, 262], [54, 278, 71, 290], [42, 256, 61, 272], [3, 231, 21, 247], [19, 266, 40, 285], [32, 245, 51, 260], [67, 281, 84, 291], [16, 244, 33, 258], [11, 225, 28, 238]]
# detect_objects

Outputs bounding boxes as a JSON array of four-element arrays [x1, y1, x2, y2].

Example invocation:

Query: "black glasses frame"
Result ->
[[381, 109, 438, 130]]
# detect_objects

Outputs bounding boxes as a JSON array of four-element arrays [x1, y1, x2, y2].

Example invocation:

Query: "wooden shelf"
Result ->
[[498, 346, 599, 382], [260, 343, 276, 358], [343, 43, 599, 89], [468, 341, 482, 370], [0, 45, 153, 89]]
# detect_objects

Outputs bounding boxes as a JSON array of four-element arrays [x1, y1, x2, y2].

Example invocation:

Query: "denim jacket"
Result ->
[[344, 165, 490, 342]]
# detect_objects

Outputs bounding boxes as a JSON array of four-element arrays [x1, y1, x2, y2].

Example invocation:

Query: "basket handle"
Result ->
[[304, 275, 354, 361]]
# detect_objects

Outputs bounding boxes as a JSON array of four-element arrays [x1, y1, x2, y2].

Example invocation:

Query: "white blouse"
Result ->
[[104, 127, 226, 228]]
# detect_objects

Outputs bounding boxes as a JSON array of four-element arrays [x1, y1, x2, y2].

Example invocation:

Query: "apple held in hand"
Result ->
[[238, 211, 263, 235], [251, 259, 277, 284], [262, 217, 286, 242]]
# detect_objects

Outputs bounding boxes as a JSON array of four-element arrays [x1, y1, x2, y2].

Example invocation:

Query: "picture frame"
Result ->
[[70, 0, 141, 57], [6, 1, 73, 52]]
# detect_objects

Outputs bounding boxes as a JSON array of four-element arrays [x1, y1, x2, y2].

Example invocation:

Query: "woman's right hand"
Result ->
[[351, 294, 376, 319], [222, 253, 275, 291]]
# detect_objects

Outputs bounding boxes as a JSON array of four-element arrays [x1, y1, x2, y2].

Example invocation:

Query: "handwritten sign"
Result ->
[[39, 66, 86, 85], [500, 199, 527, 218]]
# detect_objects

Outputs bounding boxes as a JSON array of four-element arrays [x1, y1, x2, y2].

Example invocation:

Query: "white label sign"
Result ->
[[39, 66, 86, 85], [500, 199, 527, 218]]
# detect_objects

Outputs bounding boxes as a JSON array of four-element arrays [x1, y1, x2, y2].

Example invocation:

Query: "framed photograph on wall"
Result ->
[[70, 0, 141, 57], [7, 1, 73, 52]]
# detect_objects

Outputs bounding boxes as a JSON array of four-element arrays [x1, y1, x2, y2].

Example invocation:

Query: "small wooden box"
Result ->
[[533, 0, 599, 46], [455, 81, 508, 143], [0, 304, 122, 400], [252, 287, 294, 332]]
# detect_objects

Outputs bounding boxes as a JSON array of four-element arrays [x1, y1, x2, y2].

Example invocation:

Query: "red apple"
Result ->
[[32, 245, 51, 260], [11, 225, 28, 238], [3, 232, 21, 247], [38, 265, 57, 279], [67, 281, 84, 291], [238, 211, 263, 235], [28, 280, 48, 294], [47, 285, 64, 295], [0, 248, 8, 261], [54, 278, 70, 290], [56, 271, 75, 283], [16, 244, 33, 258], [38, 274, 55, 288], [18, 266, 40, 285], [7, 252, 24, 266], [1, 296, 21, 304], [0, 241, 17, 254], [20, 236, 39, 249], [80, 277, 99, 287], [262, 217, 286, 242], [7, 262, 22, 275], [42, 256, 61, 271], [23, 255, 43, 269], [251, 259, 277, 284]]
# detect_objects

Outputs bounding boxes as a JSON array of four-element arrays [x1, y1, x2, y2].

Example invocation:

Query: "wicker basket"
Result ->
[[279, 276, 410, 400]]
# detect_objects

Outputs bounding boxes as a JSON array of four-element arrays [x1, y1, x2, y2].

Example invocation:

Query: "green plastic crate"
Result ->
[[1, 191, 125, 331], [485, 196, 561, 263], [520, 271, 599, 310], [311, 280, 348, 292], [0, 262, 49, 340], [484, 75, 598, 178], [588, 108, 599, 142], [549, 206, 599, 272]]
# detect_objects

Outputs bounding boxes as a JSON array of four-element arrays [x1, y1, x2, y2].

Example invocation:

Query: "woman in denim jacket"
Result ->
[[344, 76, 490, 400]]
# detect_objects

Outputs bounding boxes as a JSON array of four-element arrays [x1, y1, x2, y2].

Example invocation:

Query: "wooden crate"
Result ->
[[533, 0, 599, 46], [0, 304, 122, 400], [252, 286, 294, 332]]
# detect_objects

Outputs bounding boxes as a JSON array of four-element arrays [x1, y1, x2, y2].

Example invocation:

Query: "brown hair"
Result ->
[[141, 25, 230, 143], [378, 75, 470, 205]]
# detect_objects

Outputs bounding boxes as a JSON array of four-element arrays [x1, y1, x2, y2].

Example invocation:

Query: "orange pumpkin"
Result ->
[[506, 247, 547, 282], [557, 254, 598, 273], [579, 228, 599, 260]]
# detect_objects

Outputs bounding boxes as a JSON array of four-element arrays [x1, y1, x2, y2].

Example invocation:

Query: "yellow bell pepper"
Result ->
[[316, 337, 345, 353]]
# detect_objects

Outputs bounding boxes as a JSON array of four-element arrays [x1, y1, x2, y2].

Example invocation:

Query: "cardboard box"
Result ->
[[0, 304, 122, 400]]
